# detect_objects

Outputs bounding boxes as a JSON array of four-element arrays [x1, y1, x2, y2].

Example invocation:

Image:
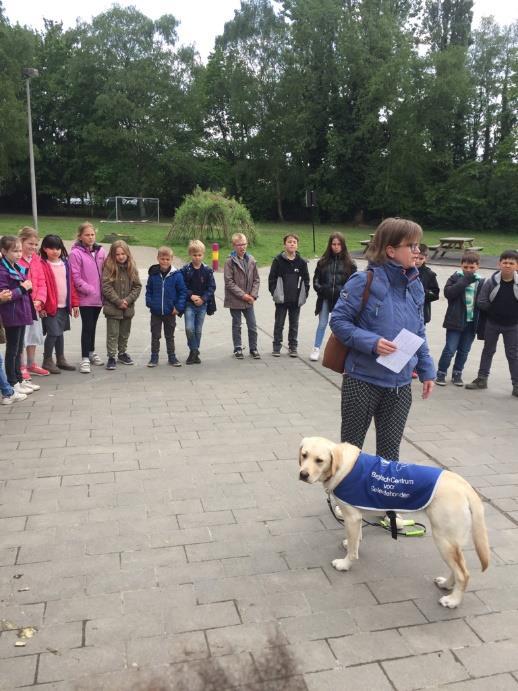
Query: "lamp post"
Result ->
[[23, 67, 39, 231]]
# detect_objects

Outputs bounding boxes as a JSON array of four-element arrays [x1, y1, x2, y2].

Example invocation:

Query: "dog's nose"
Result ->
[[299, 470, 309, 482]]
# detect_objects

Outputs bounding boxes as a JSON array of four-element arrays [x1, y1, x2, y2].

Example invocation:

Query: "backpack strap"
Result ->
[[354, 269, 373, 324]]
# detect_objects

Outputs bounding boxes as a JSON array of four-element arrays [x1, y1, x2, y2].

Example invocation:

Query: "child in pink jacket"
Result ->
[[69, 222, 106, 373], [18, 226, 49, 378]]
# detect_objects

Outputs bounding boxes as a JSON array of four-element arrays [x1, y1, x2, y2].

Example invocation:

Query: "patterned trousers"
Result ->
[[340, 377, 412, 460]]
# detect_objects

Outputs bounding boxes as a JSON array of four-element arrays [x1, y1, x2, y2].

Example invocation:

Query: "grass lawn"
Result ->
[[1, 214, 516, 266]]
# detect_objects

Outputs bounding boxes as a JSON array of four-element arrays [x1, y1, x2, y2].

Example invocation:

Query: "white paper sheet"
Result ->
[[376, 328, 424, 374]]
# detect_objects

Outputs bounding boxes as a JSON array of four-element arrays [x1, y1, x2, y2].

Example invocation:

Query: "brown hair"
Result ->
[[366, 218, 423, 264], [103, 240, 139, 283], [283, 233, 299, 244], [318, 231, 355, 274], [461, 251, 480, 265], [0, 235, 21, 254], [18, 226, 39, 242], [77, 222, 95, 239]]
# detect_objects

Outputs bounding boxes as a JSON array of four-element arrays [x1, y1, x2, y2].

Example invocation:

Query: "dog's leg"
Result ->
[[434, 536, 469, 608], [333, 512, 362, 572]]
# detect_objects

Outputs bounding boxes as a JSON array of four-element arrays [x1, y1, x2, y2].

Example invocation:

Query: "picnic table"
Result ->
[[430, 237, 483, 259], [359, 233, 375, 254]]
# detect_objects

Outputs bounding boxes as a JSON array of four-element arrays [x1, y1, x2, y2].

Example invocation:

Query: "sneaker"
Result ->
[[288, 348, 298, 358], [168, 354, 182, 367], [89, 352, 104, 366], [2, 390, 27, 404], [28, 363, 50, 377], [465, 377, 488, 390], [186, 351, 196, 365], [106, 357, 117, 370], [271, 350, 281, 357], [23, 380, 40, 391], [452, 372, 463, 387], [234, 349, 244, 360], [118, 353, 134, 366], [14, 382, 34, 395], [21, 366, 31, 381], [80, 358, 91, 374], [435, 372, 446, 386], [147, 353, 159, 367], [310, 347, 320, 362], [250, 350, 261, 360]]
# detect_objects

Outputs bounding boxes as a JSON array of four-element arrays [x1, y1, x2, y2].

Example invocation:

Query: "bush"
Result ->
[[168, 187, 257, 244]]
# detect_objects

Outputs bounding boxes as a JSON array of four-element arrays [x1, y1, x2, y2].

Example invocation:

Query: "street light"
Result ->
[[22, 67, 39, 231]]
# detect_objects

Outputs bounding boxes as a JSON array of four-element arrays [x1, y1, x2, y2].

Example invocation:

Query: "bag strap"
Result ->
[[354, 269, 373, 324]]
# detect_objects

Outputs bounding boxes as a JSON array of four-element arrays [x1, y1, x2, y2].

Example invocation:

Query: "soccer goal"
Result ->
[[103, 196, 160, 224]]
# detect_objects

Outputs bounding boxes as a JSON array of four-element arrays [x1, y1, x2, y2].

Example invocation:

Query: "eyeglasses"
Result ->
[[235, 243, 247, 247], [394, 243, 420, 252]]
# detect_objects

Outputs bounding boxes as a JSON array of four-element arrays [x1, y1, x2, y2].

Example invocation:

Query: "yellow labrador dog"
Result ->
[[299, 436, 489, 608]]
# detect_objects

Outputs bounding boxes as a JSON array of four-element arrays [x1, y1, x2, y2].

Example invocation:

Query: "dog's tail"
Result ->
[[467, 487, 490, 571]]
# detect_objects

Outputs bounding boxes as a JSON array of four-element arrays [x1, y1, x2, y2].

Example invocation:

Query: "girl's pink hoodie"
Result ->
[[19, 253, 47, 310]]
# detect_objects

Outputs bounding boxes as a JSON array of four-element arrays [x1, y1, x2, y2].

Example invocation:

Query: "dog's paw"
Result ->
[[434, 576, 453, 591], [332, 558, 350, 572], [439, 594, 461, 608], [342, 538, 348, 550]]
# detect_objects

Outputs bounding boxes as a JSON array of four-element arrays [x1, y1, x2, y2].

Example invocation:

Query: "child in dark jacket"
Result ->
[[436, 251, 484, 387], [180, 240, 216, 365], [145, 246, 187, 367], [268, 233, 310, 357], [415, 244, 440, 325]]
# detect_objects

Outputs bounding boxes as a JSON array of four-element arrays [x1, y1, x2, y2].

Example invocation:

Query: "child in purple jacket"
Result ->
[[0, 236, 39, 396]]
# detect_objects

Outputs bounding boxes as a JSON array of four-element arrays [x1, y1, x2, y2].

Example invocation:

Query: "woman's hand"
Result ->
[[21, 279, 32, 291], [72, 307, 79, 318], [0, 289, 12, 303], [422, 380, 434, 399], [375, 338, 397, 356]]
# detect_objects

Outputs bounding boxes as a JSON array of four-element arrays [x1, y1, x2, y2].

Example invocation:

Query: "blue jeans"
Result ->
[[314, 299, 330, 348], [0, 351, 14, 397], [184, 303, 207, 351], [437, 323, 476, 375]]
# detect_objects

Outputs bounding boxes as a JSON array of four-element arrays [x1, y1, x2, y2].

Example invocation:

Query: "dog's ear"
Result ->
[[298, 439, 306, 466], [330, 444, 343, 476]]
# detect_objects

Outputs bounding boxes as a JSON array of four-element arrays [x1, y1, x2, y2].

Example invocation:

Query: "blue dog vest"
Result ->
[[332, 452, 443, 512]]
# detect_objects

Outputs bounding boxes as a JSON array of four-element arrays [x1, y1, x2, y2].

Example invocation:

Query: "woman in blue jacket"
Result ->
[[330, 218, 436, 460]]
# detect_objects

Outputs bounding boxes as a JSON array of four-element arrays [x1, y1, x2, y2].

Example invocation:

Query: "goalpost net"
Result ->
[[103, 196, 160, 224]]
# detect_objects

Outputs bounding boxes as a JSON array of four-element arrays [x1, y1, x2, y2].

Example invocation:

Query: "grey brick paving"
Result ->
[[1, 254, 517, 688]]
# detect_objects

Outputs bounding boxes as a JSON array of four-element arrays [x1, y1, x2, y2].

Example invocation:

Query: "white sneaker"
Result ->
[[89, 352, 104, 366], [23, 380, 40, 391], [310, 347, 320, 361], [14, 382, 34, 395], [2, 390, 27, 404], [80, 358, 91, 374]]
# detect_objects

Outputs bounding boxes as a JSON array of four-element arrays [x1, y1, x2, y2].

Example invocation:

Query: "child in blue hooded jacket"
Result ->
[[145, 246, 187, 367]]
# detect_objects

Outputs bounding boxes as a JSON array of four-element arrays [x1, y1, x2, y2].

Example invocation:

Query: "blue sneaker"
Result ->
[[147, 353, 159, 367], [168, 354, 181, 367]]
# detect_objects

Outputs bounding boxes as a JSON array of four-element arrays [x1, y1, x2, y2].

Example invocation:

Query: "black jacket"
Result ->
[[418, 264, 440, 324], [442, 271, 484, 332], [268, 252, 310, 306], [313, 256, 357, 315]]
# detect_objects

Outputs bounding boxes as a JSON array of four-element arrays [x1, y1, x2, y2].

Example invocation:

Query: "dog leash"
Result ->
[[326, 496, 426, 538]]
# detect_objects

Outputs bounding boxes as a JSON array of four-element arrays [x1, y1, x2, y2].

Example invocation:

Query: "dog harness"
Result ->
[[332, 452, 443, 513]]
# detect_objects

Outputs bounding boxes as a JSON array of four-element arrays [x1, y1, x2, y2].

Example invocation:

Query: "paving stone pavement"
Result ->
[[1, 246, 517, 690]]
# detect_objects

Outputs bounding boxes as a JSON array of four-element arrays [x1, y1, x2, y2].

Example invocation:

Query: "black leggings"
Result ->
[[79, 306, 102, 358], [341, 377, 412, 460], [4, 325, 26, 386]]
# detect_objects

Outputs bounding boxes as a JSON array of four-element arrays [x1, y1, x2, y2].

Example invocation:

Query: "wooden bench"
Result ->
[[427, 244, 439, 252], [359, 239, 371, 254]]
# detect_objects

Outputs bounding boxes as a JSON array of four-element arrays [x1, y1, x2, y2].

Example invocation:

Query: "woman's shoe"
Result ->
[[28, 363, 50, 376], [310, 347, 320, 361], [89, 352, 104, 366], [80, 358, 91, 374]]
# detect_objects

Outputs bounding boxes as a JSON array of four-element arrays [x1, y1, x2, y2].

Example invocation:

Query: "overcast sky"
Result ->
[[2, 0, 517, 61]]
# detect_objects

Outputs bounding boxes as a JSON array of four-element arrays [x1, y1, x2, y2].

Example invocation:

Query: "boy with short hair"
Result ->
[[223, 233, 260, 359], [268, 233, 310, 357], [466, 250, 518, 396], [415, 243, 440, 325], [145, 246, 187, 367], [436, 251, 484, 387], [180, 240, 216, 365]]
